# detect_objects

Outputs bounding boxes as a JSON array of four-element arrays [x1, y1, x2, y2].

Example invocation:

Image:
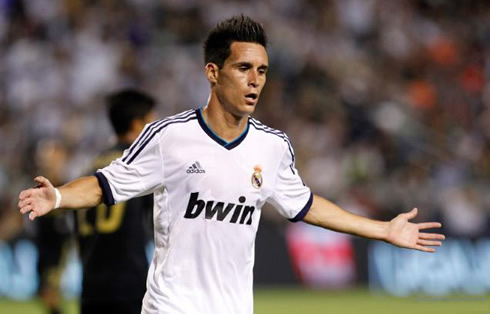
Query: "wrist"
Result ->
[[381, 220, 392, 243], [54, 188, 62, 209]]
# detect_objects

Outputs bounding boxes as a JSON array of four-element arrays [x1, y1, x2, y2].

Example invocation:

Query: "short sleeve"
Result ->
[[267, 140, 313, 222], [95, 123, 164, 205]]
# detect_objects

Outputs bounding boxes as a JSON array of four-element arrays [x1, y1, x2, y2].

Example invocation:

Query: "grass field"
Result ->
[[0, 288, 488, 314]]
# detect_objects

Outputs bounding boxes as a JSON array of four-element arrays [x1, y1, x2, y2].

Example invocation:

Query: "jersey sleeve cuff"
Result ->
[[93, 171, 115, 206], [288, 192, 313, 223]]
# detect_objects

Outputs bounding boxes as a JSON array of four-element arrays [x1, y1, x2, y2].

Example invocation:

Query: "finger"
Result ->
[[18, 198, 31, 209], [420, 233, 445, 240], [20, 205, 33, 215], [404, 208, 418, 220], [34, 176, 52, 188], [19, 189, 32, 200], [29, 211, 38, 221], [417, 239, 442, 246], [34, 176, 46, 183], [418, 222, 442, 230], [414, 245, 436, 253]]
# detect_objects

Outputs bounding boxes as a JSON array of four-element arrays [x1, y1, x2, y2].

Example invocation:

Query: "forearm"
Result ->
[[303, 194, 388, 241], [58, 176, 103, 209]]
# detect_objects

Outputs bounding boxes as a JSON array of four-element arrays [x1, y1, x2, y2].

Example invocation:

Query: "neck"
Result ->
[[118, 133, 137, 146], [202, 95, 249, 142]]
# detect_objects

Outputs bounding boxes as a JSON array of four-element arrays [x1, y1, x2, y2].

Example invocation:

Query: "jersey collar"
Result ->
[[196, 108, 249, 150]]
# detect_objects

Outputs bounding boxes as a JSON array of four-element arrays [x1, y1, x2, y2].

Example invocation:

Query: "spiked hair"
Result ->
[[203, 15, 267, 68]]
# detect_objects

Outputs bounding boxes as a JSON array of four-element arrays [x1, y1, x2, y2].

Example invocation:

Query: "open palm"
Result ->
[[18, 176, 56, 221], [386, 208, 445, 252]]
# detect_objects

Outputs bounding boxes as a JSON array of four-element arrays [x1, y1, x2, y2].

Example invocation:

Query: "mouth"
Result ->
[[244, 93, 258, 104]]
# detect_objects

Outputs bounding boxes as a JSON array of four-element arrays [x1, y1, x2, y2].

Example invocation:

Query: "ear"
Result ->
[[205, 63, 219, 85]]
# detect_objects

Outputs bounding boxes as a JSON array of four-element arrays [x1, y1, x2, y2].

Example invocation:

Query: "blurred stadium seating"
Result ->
[[0, 0, 489, 310]]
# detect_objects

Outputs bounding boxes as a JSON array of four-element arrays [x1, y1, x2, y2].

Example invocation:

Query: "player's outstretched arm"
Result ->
[[18, 175, 103, 221], [303, 195, 445, 252]]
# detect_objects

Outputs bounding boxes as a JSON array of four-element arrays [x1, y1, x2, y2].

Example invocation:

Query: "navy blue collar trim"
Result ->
[[195, 109, 249, 150]]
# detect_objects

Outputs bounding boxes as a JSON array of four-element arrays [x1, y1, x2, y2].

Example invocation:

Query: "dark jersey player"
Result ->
[[34, 139, 72, 314], [74, 89, 156, 314]]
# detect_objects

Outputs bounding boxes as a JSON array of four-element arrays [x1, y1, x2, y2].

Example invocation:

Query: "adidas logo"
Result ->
[[186, 161, 206, 174]]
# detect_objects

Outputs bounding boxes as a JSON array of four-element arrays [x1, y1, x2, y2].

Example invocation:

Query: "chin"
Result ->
[[228, 104, 254, 118], [242, 105, 256, 116]]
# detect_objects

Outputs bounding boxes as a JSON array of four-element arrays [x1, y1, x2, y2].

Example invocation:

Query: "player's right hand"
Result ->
[[18, 176, 56, 221]]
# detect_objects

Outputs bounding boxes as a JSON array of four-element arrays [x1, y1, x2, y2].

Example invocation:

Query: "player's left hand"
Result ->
[[385, 208, 445, 252]]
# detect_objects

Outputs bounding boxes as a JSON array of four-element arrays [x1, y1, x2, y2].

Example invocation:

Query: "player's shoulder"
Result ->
[[147, 109, 197, 131], [140, 109, 198, 140], [249, 116, 291, 146], [119, 109, 198, 165]]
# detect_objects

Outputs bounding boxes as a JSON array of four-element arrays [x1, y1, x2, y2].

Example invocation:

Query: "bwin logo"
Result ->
[[187, 161, 205, 174], [184, 192, 255, 225]]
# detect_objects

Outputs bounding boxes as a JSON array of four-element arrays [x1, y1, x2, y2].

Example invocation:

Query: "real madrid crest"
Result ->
[[251, 165, 263, 189]]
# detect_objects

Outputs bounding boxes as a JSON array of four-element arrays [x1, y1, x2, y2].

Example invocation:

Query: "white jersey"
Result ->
[[95, 108, 312, 314]]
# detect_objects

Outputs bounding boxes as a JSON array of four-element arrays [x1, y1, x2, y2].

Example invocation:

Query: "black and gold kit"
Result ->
[[75, 143, 153, 314]]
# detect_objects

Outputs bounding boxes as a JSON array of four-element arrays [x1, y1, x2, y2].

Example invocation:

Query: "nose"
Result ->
[[248, 71, 259, 88]]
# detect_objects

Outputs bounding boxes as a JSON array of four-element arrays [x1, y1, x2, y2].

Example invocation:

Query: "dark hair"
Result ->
[[203, 15, 267, 68], [106, 88, 156, 136]]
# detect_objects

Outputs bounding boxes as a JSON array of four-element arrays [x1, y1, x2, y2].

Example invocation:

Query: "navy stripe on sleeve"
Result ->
[[288, 192, 313, 222], [122, 119, 162, 163], [122, 109, 195, 163], [93, 172, 115, 206], [249, 119, 296, 174], [126, 115, 197, 164]]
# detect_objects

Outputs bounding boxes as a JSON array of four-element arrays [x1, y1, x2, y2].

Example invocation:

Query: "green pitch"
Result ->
[[0, 288, 488, 314], [254, 288, 489, 314]]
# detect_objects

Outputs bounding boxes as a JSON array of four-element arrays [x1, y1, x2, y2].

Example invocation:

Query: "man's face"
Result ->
[[214, 42, 269, 117]]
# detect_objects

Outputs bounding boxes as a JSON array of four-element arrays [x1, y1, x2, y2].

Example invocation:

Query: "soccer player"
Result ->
[[75, 89, 156, 314], [18, 16, 445, 314]]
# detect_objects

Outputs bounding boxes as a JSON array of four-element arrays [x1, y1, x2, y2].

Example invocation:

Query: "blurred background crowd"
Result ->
[[1, 0, 488, 237], [0, 0, 489, 296]]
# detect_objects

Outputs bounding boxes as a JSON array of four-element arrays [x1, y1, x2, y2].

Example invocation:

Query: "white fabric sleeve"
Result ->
[[267, 140, 313, 222], [94, 124, 164, 205]]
